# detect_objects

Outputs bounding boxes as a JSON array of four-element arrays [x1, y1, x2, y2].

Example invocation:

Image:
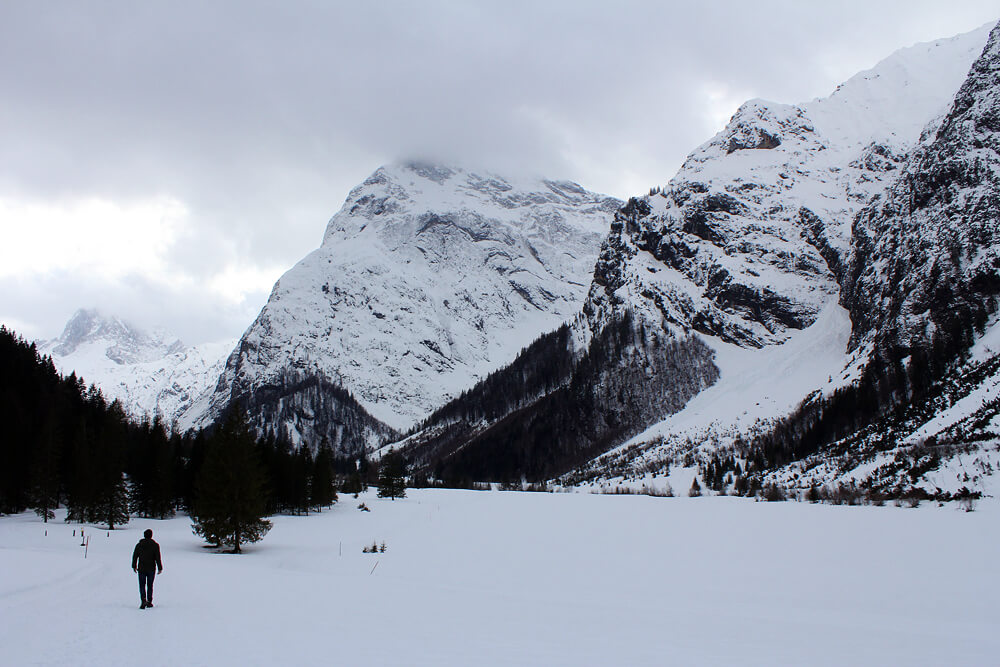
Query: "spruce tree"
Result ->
[[310, 439, 337, 510], [806, 480, 821, 503], [66, 419, 97, 522], [377, 452, 407, 500], [191, 408, 272, 553], [30, 415, 61, 522], [291, 447, 313, 515], [95, 471, 131, 530], [146, 417, 176, 519], [93, 402, 130, 528]]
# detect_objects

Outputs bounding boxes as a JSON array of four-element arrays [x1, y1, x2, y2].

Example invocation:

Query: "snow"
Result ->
[[571, 23, 995, 483], [195, 162, 620, 433], [970, 316, 1000, 362], [602, 24, 989, 360], [37, 310, 234, 427], [905, 370, 1000, 445], [3, 490, 998, 666], [804, 23, 993, 150], [600, 304, 853, 472]]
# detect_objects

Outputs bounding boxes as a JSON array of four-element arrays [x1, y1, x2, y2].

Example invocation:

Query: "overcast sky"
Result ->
[[1, 1, 997, 346]]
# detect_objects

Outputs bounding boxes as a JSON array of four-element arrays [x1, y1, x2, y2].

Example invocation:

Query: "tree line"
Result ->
[[0, 327, 405, 552]]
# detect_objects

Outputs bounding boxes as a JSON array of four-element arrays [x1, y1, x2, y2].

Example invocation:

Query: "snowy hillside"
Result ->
[[193, 162, 620, 440], [38, 310, 232, 426], [611, 21, 1000, 500]]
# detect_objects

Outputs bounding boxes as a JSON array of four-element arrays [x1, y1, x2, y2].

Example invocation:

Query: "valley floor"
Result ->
[[1, 489, 997, 666]]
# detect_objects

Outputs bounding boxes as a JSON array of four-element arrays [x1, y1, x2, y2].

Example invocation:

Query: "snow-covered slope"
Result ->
[[803, 24, 992, 151], [38, 309, 232, 426], [752, 21, 1000, 499], [398, 23, 997, 485], [195, 162, 620, 436], [578, 24, 992, 461], [588, 24, 992, 349]]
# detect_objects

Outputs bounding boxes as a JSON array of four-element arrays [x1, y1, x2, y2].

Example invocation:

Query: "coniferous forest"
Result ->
[[0, 327, 364, 538], [402, 311, 720, 484]]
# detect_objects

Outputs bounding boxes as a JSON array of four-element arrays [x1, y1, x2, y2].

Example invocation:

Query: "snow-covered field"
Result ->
[[2, 490, 997, 666]]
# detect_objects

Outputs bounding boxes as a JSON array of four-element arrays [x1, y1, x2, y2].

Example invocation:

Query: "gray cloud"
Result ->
[[0, 270, 265, 346], [1, 1, 997, 342]]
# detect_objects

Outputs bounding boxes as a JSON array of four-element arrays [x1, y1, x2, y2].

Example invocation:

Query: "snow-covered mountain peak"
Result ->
[[805, 23, 994, 151], [38, 309, 232, 425], [587, 24, 991, 352], [44, 308, 184, 365], [570, 20, 1000, 488], [324, 161, 614, 244], [198, 162, 621, 436], [708, 99, 821, 157]]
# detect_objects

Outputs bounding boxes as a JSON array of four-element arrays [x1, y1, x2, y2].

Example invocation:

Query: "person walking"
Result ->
[[131, 528, 163, 609]]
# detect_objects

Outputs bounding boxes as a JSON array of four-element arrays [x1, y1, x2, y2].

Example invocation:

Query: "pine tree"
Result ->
[[180, 430, 208, 513], [310, 439, 337, 510], [377, 452, 407, 500], [191, 408, 272, 553], [146, 417, 176, 519], [93, 402, 130, 529], [66, 419, 97, 522], [95, 471, 131, 530], [29, 415, 61, 522], [688, 477, 702, 498], [291, 447, 313, 515], [806, 480, 821, 503]]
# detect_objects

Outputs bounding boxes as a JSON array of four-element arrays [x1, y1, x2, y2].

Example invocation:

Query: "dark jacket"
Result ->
[[132, 538, 162, 573]]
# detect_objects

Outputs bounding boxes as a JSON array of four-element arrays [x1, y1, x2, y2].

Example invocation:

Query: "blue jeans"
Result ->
[[138, 570, 155, 603]]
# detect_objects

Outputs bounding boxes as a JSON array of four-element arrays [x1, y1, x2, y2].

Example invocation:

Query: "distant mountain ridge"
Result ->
[[37, 309, 232, 426]]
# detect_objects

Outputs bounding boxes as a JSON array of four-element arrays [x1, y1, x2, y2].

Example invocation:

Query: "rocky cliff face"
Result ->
[[188, 162, 620, 449], [843, 22, 1000, 354], [399, 313, 719, 482], [586, 24, 992, 350], [630, 21, 1000, 500]]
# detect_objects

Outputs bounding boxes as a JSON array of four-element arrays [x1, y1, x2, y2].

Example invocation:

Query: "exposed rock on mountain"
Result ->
[[587, 23, 992, 349], [843, 21, 1000, 353], [737, 21, 1000, 499]]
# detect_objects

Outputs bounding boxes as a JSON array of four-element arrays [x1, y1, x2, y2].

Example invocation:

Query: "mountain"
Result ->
[[37, 309, 232, 426], [843, 23, 1000, 354], [750, 19, 1000, 499], [395, 23, 997, 491], [185, 162, 621, 450]]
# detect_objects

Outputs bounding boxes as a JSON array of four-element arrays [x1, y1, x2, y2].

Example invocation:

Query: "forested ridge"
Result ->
[[0, 326, 366, 528], [401, 311, 720, 483]]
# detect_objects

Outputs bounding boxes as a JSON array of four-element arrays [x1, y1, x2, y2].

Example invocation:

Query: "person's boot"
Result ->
[[140, 599, 148, 609], [146, 598, 153, 608]]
